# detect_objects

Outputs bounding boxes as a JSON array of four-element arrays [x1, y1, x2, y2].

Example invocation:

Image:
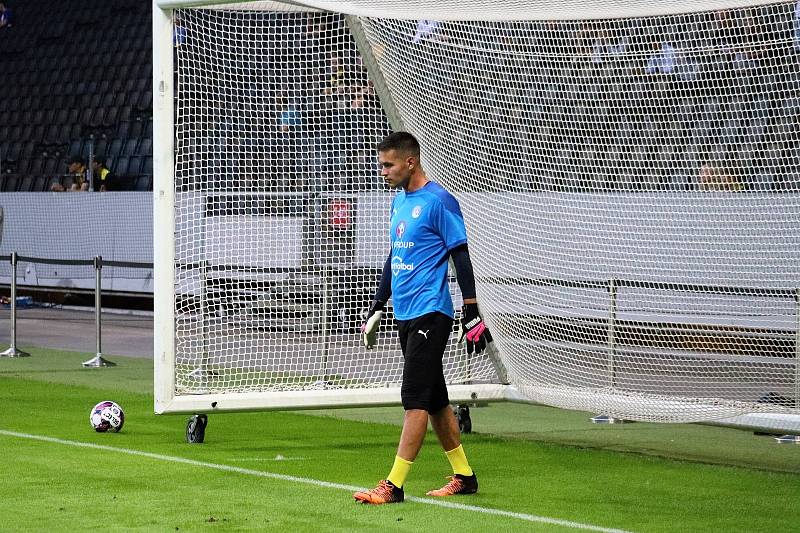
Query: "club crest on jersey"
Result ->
[[395, 221, 406, 239], [412, 205, 423, 218]]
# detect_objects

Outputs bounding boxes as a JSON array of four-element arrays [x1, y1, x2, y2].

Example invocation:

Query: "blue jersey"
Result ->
[[389, 181, 468, 320]]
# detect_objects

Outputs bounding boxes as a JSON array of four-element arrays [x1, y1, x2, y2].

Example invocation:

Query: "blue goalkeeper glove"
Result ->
[[361, 300, 385, 349], [459, 303, 493, 355]]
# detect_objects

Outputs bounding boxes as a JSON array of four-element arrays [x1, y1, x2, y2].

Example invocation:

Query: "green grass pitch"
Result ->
[[0, 347, 799, 532]]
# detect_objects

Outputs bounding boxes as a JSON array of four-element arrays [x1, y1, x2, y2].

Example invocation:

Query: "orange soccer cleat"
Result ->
[[425, 473, 478, 497], [353, 479, 405, 504]]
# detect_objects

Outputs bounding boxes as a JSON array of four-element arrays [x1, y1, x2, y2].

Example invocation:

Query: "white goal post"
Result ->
[[153, 0, 800, 432]]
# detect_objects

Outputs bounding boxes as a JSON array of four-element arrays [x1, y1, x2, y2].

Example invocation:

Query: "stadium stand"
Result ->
[[0, 0, 152, 191], [2, 2, 797, 193]]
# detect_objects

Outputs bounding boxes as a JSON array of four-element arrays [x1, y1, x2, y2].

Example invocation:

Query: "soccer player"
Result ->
[[353, 132, 493, 505]]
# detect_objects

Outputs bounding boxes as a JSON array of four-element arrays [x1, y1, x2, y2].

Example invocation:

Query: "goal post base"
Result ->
[[155, 383, 510, 415], [0, 346, 30, 358], [82, 354, 117, 368], [590, 414, 632, 424]]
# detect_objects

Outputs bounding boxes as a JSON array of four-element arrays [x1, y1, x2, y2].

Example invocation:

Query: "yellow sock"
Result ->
[[444, 444, 474, 476], [387, 455, 413, 488]]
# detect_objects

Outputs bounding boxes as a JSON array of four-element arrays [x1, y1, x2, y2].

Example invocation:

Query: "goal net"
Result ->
[[154, 0, 800, 426]]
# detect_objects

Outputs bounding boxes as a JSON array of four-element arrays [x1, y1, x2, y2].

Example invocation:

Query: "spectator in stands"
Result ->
[[413, 20, 446, 44], [590, 28, 629, 65], [645, 37, 676, 74], [323, 54, 346, 95], [278, 98, 303, 133], [733, 9, 763, 73], [0, 2, 13, 29], [698, 160, 742, 191], [351, 80, 378, 109], [733, 44, 761, 72], [712, 10, 735, 54], [66, 157, 89, 192], [675, 48, 701, 82], [91, 156, 113, 192]]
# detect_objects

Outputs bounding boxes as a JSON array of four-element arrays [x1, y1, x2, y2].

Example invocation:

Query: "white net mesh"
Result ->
[[173, 9, 499, 395], [171, 2, 800, 421]]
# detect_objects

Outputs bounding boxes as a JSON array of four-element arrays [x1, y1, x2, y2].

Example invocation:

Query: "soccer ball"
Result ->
[[90, 401, 125, 432]]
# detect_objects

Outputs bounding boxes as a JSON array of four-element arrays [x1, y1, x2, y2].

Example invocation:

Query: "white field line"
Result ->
[[0, 429, 633, 533]]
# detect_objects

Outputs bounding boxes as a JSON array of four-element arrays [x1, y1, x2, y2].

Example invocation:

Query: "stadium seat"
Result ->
[[89, 108, 105, 129], [122, 139, 139, 157], [119, 105, 133, 123], [28, 159, 44, 176], [107, 139, 123, 158], [116, 121, 131, 139], [2, 175, 20, 192], [18, 175, 34, 192], [44, 124, 71, 146], [43, 158, 59, 176], [15, 159, 30, 175], [17, 123, 34, 140], [135, 90, 153, 112], [79, 108, 94, 127], [104, 106, 120, 127], [113, 91, 128, 107], [136, 138, 152, 156], [129, 120, 144, 139], [114, 156, 130, 177], [21, 142, 37, 160], [94, 138, 108, 158], [30, 110, 44, 124], [68, 139, 83, 157], [127, 156, 144, 176], [134, 175, 153, 191], [32, 176, 48, 192]]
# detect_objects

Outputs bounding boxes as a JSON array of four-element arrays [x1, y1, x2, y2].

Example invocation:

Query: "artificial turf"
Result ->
[[1, 347, 798, 532]]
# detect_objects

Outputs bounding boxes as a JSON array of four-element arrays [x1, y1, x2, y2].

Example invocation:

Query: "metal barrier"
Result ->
[[0, 253, 153, 367], [0, 252, 28, 357]]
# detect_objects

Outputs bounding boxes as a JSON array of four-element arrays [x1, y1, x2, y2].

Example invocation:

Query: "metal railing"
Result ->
[[0, 252, 153, 367], [481, 275, 800, 407]]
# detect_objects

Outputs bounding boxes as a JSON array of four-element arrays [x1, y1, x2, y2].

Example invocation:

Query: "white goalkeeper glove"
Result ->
[[361, 300, 385, 349]]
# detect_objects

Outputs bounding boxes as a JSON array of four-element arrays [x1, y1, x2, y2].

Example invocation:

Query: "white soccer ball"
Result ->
[[90, 401, 125, 433]]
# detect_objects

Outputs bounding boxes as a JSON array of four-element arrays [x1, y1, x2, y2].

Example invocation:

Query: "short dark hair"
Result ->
[[92, 156, 105, 166], [377, 132, 420, 158], [68, 156, 83, 165]]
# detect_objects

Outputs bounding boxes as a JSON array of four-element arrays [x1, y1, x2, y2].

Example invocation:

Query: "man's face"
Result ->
[[68, 162, 81, 174], [378, 149, 414, 189]]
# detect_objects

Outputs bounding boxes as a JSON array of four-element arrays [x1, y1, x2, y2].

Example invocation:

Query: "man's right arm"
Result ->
[[374, 252, 392, 304], [362, 252, 392, 349]]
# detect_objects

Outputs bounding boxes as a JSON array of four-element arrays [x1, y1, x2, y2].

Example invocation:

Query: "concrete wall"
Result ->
[[2, 191, 799, 306], [0, 192, 153, 293]]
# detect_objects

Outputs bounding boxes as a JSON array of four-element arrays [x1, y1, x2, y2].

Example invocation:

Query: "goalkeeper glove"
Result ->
[[361, 300, 385, 349], [459, 303, 493, 355]]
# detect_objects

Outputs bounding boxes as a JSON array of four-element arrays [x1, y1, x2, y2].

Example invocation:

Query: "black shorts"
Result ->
[[397, 311, 453, 412]]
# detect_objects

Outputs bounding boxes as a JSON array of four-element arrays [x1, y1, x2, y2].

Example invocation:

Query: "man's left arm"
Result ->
[[450, 243, 492, 354]]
